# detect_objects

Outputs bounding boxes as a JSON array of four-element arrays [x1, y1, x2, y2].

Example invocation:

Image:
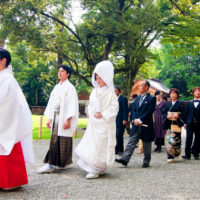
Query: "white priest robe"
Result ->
[[75, 60, 118, 173], [44, 79, 79, 137], [0, 68, 34, 163]]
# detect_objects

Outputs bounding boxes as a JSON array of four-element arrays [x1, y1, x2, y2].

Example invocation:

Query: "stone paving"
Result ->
[[1, 130, 200, 200]]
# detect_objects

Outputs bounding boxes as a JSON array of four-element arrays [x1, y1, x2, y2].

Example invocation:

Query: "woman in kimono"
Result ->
[[153, 91, 166, 153], [161, 88, 186, 163], [75, 60, 119, 179], [38, 65, 79, 173], [0, 48, 34, 190]]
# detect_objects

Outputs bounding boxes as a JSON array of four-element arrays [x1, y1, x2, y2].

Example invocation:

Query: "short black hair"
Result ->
[[145, 80, 150, 89], [114, 85, 121, 91], [132, 94, 138, 99], [59, 64, 71, 79], [0, 48, 11, 67], [155, 90, 161, 96]]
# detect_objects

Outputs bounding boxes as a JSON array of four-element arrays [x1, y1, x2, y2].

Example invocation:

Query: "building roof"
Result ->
[[131, 78, 170, 96], [148, 78, 170, 93]]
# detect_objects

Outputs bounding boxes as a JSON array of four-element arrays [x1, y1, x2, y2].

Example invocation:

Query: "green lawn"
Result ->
[[32, 115, 88, 140]]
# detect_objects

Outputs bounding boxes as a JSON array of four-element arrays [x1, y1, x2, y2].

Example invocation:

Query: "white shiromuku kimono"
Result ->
[[75, 60, 119, 174], [44, 79, 79, 137], [0, 67, 34, 163]]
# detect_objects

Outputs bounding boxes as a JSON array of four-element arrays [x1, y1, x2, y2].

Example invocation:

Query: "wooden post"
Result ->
[[39, 116, 43, 139]]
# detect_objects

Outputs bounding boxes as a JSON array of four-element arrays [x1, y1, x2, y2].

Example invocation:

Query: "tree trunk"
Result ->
[[57, 53, 63, 68], [35, 88, 38, 106], [0, 39, 5, 48], [127, 68, 133, 98], [103, 37, 114, 60], [126, 56, 140, 97]]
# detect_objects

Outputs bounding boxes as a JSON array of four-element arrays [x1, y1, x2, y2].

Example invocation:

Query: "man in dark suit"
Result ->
[[128, 94, 138, 122], [115, 80, 156, 168], [125, 94, 138, 135], [114, 86, 128, 156], [182, 87, 200, 160]]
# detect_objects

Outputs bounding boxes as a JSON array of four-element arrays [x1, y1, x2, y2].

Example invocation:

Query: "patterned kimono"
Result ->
[[162, 100, 186, 159]]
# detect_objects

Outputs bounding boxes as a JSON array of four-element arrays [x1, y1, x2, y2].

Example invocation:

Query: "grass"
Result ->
[[32, 115, 88, 140]]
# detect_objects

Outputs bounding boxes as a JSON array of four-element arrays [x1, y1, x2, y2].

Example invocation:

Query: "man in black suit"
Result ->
[[128, 94, 138, 122], [114, 85, 128, 156], [125, 94, 138, 135], [115, 81, 156, 168], [182, 87, 200, 160]]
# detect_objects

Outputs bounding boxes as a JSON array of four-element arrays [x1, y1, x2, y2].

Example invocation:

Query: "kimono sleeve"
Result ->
[[0, 76, 14, 105], [0, 76, 18, 132], [87, 90, 95, 118], [44, 87, 56, 120], [64, 86, 79, 120], [102, 92, 119, 122]]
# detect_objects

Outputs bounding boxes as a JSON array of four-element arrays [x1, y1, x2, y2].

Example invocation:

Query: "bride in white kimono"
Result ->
[[75, 60, 119, 179]]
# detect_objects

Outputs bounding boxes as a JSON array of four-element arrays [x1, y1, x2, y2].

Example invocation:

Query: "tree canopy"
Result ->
[[0, 0, 200, 105]]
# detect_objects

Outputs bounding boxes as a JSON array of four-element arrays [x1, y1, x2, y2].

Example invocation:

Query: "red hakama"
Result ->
[[0, 142, 28, 189]]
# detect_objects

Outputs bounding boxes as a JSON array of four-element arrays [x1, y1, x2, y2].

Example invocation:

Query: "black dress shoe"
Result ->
[[182, 155, 191, 160], [118, 152, 123, 156], [115, 158, 127, 166], [192, 155, 199, 160], [142, 163, 149, 168]]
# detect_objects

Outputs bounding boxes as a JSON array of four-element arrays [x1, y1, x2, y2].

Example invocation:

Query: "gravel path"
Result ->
[[1, 130, 200, 200]]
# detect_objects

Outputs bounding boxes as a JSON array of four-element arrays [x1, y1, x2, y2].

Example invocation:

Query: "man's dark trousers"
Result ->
[[121, 127, 152, 165]]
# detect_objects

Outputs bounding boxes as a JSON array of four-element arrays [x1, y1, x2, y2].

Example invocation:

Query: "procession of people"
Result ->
[[0, 48, 200, 190]]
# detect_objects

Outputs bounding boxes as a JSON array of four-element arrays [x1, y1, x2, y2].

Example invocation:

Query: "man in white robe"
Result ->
[[38, 65, 79, 173], [75, 60, 119, 179]]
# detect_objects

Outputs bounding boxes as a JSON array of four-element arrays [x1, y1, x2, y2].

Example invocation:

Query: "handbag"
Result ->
[[171, 124, 181, 133]]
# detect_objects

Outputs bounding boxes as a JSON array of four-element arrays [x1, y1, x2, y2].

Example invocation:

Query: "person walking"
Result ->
[[161, 88, 186, 163], [114, 86, 128, 156], [38, 65, 79, 173], [182, 87, 200, 160], [75, 60, 118, 179], [154, 91, 166, 153], [115, 80, 156, 168], [0, 48, 34, 190]]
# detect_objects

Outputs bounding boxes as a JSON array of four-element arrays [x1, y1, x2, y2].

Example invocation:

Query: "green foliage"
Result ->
[[1, 0, 199, 99], [10, 41, 57, 106], [0, 0, 176, 97], [154, 43, 200, 100], [161, 0, 200, 53], [32, 115, 87, 139]]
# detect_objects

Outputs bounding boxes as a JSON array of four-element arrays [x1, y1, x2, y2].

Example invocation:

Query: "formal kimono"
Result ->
[[161, 100, 186, 160], [0, 67, 34, 189], [43, 79, 78, 167], [154, 100, 166, 150], [75, 61, 119, 176]]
